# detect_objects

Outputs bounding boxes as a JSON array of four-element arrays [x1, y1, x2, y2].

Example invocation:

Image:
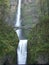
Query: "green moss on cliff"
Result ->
[[0, 20, 18, 65], [27, 16, 49, 64]]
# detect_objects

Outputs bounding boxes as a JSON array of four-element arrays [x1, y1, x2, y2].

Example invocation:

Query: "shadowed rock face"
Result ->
[[22, 0, 39, 24], [21, 0, 39, 38], [8, 0, 39, 27], [37, 54, 49, 64]]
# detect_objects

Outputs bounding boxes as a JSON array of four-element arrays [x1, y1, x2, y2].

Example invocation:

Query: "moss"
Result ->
[[0, 20, 18, 65], [27, 16, 49, 64]]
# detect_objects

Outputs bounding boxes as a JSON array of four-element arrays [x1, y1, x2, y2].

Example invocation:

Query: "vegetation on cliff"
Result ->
[[25, 0, 49, 64], [27, 16, 49, 64], [0, 20, 18, 65], [0, 0, 18, 65], [0, 0, 49, 64]]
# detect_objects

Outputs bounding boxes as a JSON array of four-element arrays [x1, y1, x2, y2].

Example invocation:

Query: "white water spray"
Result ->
[[15, 0, 28, 64]]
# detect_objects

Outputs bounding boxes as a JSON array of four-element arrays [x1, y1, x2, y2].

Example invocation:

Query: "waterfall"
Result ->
[[15, 0, 28, 64]]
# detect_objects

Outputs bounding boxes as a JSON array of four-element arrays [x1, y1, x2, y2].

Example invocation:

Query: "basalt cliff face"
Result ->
[[8, 0, 39, 38], [8, 0, 38, 27]]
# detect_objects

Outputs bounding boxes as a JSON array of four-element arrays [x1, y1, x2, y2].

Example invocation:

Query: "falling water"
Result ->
[[15, 0, 28, 64]]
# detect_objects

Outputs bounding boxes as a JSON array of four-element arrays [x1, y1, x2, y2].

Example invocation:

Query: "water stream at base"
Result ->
[[15, 0, 28, 64]]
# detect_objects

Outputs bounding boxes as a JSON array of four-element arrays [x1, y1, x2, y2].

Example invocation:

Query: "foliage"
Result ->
[[0, 19, 18, 65], [0, 0, 18, 65], [27, 16, 49, 64]]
